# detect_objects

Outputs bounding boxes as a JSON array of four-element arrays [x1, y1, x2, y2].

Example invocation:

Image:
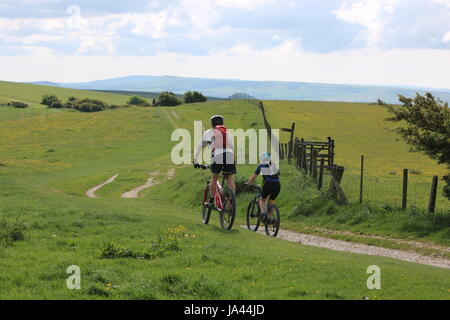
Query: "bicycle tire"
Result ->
[[202, 186, 212, 225], [246, 198, 260, 232], [265, 205, 280, 237], [220, 188, 236, 230]]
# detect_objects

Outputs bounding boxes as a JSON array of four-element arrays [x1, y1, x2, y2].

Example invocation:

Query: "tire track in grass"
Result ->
[[86, 174, 119, 198], [121, 169, 175, 199]]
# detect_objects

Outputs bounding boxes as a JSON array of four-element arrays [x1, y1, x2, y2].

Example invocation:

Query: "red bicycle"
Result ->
[[195, 164, 236, 230]]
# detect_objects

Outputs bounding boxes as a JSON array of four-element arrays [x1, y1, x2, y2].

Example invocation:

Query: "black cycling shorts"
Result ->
[[211, 162, 237, 175], [260, 181, 281, 200], [211, 152, 236, 175]]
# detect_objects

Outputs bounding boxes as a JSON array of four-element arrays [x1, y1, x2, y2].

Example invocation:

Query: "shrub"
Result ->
[[9, 101, 28, 108], [184, 91, 207, 104], [49, 101, 63, 109], [41, 94, 60, 107], [64, 97, 79, 109], [128, 96, 150, 106], [157, 92, 182, 107], [72, 98, 108, 113], [234, 176, 259, 195], [100, 226, 194, 260], [0, 220, 26, 247]]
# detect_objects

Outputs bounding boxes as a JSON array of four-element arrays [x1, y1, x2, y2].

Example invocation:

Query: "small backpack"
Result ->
[[212, 125, 228, 150]]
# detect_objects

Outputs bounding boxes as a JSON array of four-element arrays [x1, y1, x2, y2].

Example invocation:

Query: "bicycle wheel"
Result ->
[[265, 205, 280, 237], [246, 198, 260, 232], [220, 188, 236, 230], [202, 186, 212, 225]]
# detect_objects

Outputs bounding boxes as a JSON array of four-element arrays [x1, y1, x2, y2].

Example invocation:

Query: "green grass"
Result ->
[[1, 190, 449, 300], [263, 100, 450, 211], [0, 82, 449, 300], [0, 81, 130, 106]]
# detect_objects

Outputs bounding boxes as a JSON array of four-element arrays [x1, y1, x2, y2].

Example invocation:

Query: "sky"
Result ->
[[1, 0, 450, 89]]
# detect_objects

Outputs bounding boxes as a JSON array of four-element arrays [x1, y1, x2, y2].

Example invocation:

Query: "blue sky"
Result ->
[[1, 0, 450, 88]]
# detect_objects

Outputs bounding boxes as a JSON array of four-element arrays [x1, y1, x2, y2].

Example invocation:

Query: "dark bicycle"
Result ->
[[195, 164, 236, 230], [246, 186, 280, 237]]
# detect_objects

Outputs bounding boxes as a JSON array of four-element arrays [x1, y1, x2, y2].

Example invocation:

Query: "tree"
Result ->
[[378, 93, 450, 199], [41, 94, 60, 107], [157, 92, 181, 107], [184, 91, 207, 103], [128, 96, 150, 106]]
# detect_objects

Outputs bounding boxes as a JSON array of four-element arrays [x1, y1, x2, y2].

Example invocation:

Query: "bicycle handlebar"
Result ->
[[194, 164, 211, 170]]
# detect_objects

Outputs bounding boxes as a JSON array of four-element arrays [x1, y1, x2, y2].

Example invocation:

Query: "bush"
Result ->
[[128, 96, 150, 106], [0, 220, 26, 247], [72, 98, 109, 113], [42, 95, 124, 113], [41, 94, 60, 107], [100, 226, 194, 260], [157, 92, 182, 107], [184, 91, 207, 104], [8, 101, 28, 108], [49, 101, 63, 109]]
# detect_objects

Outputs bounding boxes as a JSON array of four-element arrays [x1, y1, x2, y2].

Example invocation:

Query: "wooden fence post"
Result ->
[[327, 165, 348, 205], [318, 158, 324, 190], [402, 169, 408, 209], [288, 122, 295, 164], [279, 143, 283, 160], [360, 155, 364, 204], [327, 137, 332, 167], [312, 150, 318, 181], [428, 176, 439, 213], [309, 146, 314, 176]]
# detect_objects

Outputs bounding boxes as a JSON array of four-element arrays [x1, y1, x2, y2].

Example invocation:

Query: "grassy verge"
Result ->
[[1, 192, 449, 300]]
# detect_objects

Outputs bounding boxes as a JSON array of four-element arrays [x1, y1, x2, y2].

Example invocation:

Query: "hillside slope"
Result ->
[[0, 83, 449, 299], [0, 81, 130, 106]]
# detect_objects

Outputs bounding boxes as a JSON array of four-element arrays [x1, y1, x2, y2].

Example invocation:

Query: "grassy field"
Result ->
[[0, 81, 130, 106], [263, 100, 449, 211], [0, 82, 449, 299]]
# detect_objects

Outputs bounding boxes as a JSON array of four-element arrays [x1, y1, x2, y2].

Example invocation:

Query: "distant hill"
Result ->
[[56, 75, 450, 104], [91, 89, 225, 102], [28, 81, 60, 87]]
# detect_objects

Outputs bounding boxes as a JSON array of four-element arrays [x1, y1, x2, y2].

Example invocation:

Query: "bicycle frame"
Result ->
[[204, 175, 227, 211]]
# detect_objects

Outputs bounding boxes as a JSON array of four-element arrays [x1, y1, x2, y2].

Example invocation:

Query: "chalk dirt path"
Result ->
[[121, 169, 175, 199], [171, 111, 180, 119], [244, 227, 450, 269], [86, 174, 119, 198]]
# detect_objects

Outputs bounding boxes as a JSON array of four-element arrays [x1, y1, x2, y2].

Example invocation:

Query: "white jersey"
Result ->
[[199, 128, 235, 158]]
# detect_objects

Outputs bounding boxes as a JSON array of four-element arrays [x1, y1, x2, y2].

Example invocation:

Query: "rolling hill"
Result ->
[[0, 81, 449, 299], [52, 75, 450, 104]]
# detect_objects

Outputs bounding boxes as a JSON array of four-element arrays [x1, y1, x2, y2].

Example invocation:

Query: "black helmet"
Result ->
[[211, 115, 224, 127]]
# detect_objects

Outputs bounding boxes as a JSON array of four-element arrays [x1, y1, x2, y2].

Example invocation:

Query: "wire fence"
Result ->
[[232, 92, 449, 213]]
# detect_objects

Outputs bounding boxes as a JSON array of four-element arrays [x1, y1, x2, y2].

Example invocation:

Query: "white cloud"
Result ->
[[216, 0, 274, 10], [333, 0, 395, 47], [2, 47, 450, 90], [443, 31, 450, 43], [434, 0, 450, 8]]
